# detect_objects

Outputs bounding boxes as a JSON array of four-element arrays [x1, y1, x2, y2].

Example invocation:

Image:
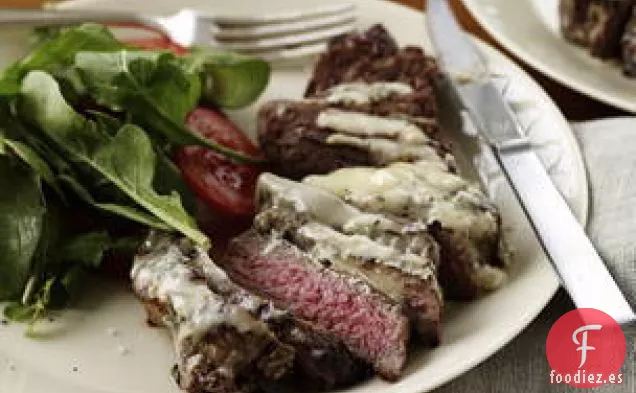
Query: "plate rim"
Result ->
[[461, 0, 636, 113], [4, 0, 588, 392]]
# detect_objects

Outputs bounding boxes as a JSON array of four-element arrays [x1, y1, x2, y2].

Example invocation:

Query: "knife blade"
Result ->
[[426, 0, 635, 326]]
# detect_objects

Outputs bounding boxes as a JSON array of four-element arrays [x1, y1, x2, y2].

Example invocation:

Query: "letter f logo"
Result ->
[[572, 324, 602, 368]]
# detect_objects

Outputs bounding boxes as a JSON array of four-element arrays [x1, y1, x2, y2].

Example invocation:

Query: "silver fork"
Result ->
[[0, 4, 356, 60]]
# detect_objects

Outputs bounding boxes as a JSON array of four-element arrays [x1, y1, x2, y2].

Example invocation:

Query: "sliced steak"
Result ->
[[254, 173, 442, 344], [304, 160, 506, 300], [257, 99, 451, 180], [623, 6, 636, 76], [266, 317, 371, 390], [222, 229, 410, 381], [586, 0, 633, 58], [305, 25, 439, 96], [133, 233, 368, 391], [131, 233, 294, 393], [310, 81, 438, 118]]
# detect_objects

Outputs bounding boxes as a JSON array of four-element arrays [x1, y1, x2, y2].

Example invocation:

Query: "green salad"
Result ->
[[0, 24, 269, 332]]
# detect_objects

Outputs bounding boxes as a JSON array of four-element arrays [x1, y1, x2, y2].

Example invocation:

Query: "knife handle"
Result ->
[[495, 143, 635, 326]]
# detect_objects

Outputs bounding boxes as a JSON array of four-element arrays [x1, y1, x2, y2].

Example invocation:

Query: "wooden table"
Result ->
[[1, 0, 629, 121]]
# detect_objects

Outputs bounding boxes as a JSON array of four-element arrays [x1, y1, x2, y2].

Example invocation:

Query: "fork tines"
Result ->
[[210, 3, 357, 60]]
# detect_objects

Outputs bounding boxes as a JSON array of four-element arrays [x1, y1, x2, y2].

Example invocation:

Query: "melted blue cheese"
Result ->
[[257, 173, 398, 233], [256, 174, 440, 295], [297, 221, 436, 282], [131, 239, 268, 344], [315, 108, 450, 167], [304, 160, 499, 240], [316, 109, 428, 144], [326, 133, 445, 166], [325, 82, 414, 105]]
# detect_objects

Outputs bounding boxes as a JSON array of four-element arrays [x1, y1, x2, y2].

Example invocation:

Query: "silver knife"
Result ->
[[426, 0, 635, 326]]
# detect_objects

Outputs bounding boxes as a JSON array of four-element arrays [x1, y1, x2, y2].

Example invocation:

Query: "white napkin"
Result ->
[[435, 118, 636, 393], [577, 118, 636, 308]]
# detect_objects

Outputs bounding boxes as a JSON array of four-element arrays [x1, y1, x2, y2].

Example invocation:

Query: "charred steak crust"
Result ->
[[428, 224, 501, 300], [221, 229, 410, 381], [131, 234, 295, 393], [257, 99, 450, 180], [305, 25, 439, 96], [257, 100, 371, 180], [266, 317, 371, 390], [134, 233, 371, 391]]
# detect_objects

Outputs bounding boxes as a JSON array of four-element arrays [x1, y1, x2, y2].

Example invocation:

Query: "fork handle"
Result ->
[[0, 8, 154, 28]]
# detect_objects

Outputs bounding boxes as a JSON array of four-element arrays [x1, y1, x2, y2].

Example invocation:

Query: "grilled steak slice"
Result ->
[[305, 25, 438, 97], [586, 0, 633, 58], [254, 173, 442, 344], [304, 160, 506, 300], [623, 6, 636, 75], [131, 233, 295, 393], [266, 317, 371, 390], [311, 82, 438, 118], [257, 99, 451, 180], [222, 229, 411, 381]]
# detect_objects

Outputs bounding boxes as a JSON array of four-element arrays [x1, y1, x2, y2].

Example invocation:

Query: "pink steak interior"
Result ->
[[226, 255, 405, 364]]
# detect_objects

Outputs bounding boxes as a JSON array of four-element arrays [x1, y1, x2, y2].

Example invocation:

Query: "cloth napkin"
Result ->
[[435, 118, 636, 393]]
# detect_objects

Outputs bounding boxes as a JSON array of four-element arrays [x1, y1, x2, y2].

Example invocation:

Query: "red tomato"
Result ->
[[126, 37, 187, 55], [106, 22, 188, 55], [175, 107, 264, 221]]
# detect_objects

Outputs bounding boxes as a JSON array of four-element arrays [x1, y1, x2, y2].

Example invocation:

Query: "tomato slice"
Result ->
[[126, 37, 187, 55], [106, 23, 188, 55], [175, 107, 264, 219]]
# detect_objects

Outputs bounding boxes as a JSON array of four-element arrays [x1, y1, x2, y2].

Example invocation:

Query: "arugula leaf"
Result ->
[[3, 302, 38, 323], [86, 110, 123, 137], [0, 24, 123, 96], [153, 147, 196, 214], [0, 134, 64, 199], [58, 174, 172, 230], [19, 71, 209, 248], [0, 156, 45, 301], [94, 125, 208, 246], [74, 50, 261, 163], [60, 231, 112, 269], [76, 51, 200, 121], [4, 277, 54, 335], [186, 50, 270, 109]]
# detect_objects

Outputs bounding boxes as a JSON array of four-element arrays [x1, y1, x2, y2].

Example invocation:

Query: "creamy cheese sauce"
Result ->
[[257, 174, 440, 299], [326, 133, 446, 166], [325, 82, 414, 105], [258, 173, 398, 233], [131, 237, 268, 345], [471, 264, 508, 291], [304, 160, 499, 240], [297, 222, 436, 282], [316, 109, 428, 144]]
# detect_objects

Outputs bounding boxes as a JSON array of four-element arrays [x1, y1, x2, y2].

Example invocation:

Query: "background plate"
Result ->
[[0, 1, 587, 392], [462, 0, 636, 113]]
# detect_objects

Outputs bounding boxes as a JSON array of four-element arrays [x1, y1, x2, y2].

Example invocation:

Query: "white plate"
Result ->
[[462, 0, 636, 113], [0, 1, 588, 392]]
